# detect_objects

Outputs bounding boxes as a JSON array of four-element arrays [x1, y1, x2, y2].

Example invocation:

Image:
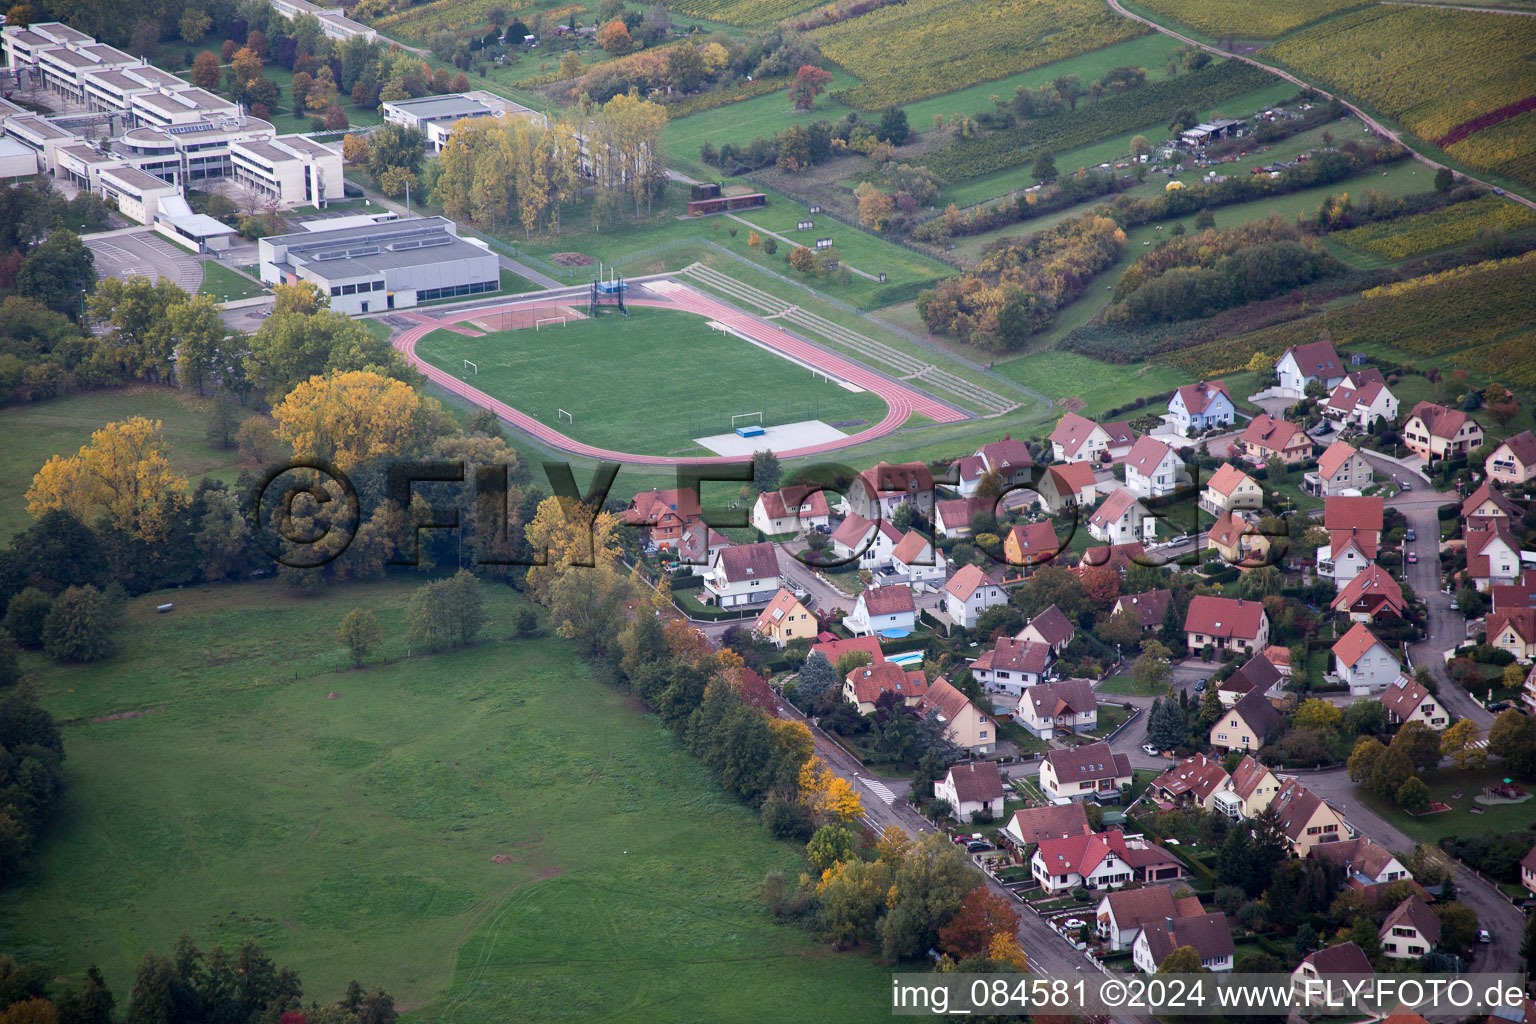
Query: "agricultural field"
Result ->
[[1262, 6, 1536, 185], [413, 306, 890, 455], [1, 580, 892, 1020], [1333, 194, 1536, 261], [371, 0, 584, 42], [665, 0, 821, 25], [1130, 0, 1371, 39], [1446, 110, 1536, 193], [1170, 250, 1536, 388], [811, 0, 1147, 110], [997, 351, 1188, 419]]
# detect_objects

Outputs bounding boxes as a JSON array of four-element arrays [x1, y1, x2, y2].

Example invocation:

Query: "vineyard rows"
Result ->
[[922, 62, 1270, 183], [374, 0, 582, 40], [1133, 0, 1371, 39], [667, 0, 823, 24], [1262, 7, 1536, 186], [1334, 195, 1536, 261], [1170, 250, 1536, 380], [1446, 110, 1536, 191], [812, 0, 1145, 110]]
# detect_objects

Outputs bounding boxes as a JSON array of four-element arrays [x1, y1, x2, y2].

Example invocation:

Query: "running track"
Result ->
[[390, 282, 970, 466]]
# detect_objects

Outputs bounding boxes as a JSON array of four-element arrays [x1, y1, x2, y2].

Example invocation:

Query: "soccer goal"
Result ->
[[557, 408, 574, 424], [731, 412, 763, 430], [535, 316, 566, 331], [464, 359, 478, 375]]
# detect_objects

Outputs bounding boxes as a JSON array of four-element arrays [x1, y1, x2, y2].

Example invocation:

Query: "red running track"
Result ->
[[391, 284, 969, 466]]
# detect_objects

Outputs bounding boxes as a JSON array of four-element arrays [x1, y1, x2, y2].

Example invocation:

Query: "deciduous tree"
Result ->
[[788, 65, 832, 112], [26, 416, 187, 543], [271, 370, 439, 473], [938, 887, 1020, 958], [192, 50, 221, 90], [336, 608, 382, 667], [41, 585, 116, 662]]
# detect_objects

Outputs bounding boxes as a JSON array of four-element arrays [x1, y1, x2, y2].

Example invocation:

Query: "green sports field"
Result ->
[[1, 579, 892, 1020], [413, 305, 890, 457]]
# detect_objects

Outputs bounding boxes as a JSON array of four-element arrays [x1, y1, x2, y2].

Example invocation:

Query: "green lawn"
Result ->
[[996, 351, 1187, 419], [413, 305, 890, 456], [1097, 674, 1169, 697], [1354, 764, 1536, 844], [1, 579, 891, 1020], [198, 260, 267, 302], [0, 388, 248, 541]]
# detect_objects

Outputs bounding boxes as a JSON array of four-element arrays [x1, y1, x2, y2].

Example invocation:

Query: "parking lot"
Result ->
[[84, 230, 203, 293]]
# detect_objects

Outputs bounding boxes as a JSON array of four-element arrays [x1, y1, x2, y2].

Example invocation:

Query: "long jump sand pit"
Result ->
[[468, 305, 588, 333], [694, 419, 848, 457]]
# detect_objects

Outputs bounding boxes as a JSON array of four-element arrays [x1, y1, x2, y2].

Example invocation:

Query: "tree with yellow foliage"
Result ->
[[524, 495, 626, 603], [798, 755, 863, 824], [271, 370, 440, 473], [767, 718, 814, 768], [875, 824, 910, 864], [26, 416, 188, 543], [341, 133, 369, 164]]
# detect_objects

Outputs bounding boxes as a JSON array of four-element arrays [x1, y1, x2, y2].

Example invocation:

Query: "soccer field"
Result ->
[[413, 306, 891, 457]]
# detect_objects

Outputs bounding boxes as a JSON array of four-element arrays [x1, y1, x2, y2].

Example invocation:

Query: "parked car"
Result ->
[[1194, 678, 1207, 692], [1450, 598, 1459, 611], [1407, 552, 1418, 564], [1400, 480, 1412, 491], [1479, 930, 1492, 943], [1486, 701, 1511, 713], [1405, 528, 1416, 541], [1142, 744, 1160, 756]]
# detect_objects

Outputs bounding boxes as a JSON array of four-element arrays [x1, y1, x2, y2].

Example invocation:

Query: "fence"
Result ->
[[469, 232, 581, 281]]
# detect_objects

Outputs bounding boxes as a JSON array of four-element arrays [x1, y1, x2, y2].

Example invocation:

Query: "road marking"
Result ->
[[858, 775, 897, 805]]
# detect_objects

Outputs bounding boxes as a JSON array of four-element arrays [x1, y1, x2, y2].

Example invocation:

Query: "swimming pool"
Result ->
[[886, 650, 924, 666]]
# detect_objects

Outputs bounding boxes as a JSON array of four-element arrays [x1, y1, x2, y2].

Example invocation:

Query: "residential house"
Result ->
[[1038, 741, 1132, 802], [1103, 421, 1140, 460], [751, 486, 831, 536], [1002, 521, 1061, 572], [1088, 488, 1154, 545], [1277, 340, 1346, 395], [1263, 645, 1293, 677], [1309, 837, 1410, 886], [1169, 380, 1235, 433], [1379, 897, 1441, 959], [1208, 510, 1273, 569], [1521, 843, 1536, 896], [1319, 495, 1384, 589], [1488, 608, 1536, 663], [1209, 688, 1282, 752], [1217, 653, 1287, 709], [1381, 673, 1447, 730], [1493, 571, 1536, 613], [970, 638, 1054, 697], [1463, 482, 1520, 532], [951, 455, 989, 497], [1292, 942, 1375, 1005], [1486, 430, 1536, 486], [1123, 436, 1185, 499], [752, 587, 816, 648], [1097, 885, 1207, 952], [1003, 802, 1091, 847], [935, 760, 1005, 820], [1332, 622, 1401, 695], [889, 529, 946, 588], [935, 496, 994, 539], [1037, 463, 1098, 513], [622, 488, 701, 551], [1324, 376, 1399, 429], [848, 461, 934, 519], [1403, 401, 1483, 463], [702, 543, 781, 608], [842, 661, 931, 714], [1031, 830, 1135, 894], [1200, 463, 1263, 517], [677, 519, 728, 574], [1150, 754, 1230, 811], [1185, 595, 1270, 653], [830, 513, 903, 568], [1242, 414, 1314, 465], [845, 585, 917, 637], [1467, 525, 1521, 592], [920, 678, 996, 756], [1306, 441, 1373, 498], [1049, 412, 1113, 463], [1079, 542, 1150, 574], [1017, 678, 1098, 738], [1111, 590, 1171, 632], [943, 564, 1008, 629], [1272, 778, 1344, 856], [975, 437, 1035, 487], [1132, 912, 1235, 974], [810, 633, 885, 669], [1020, 604, 1076, 654], [1214, 754, 1281, 821], [1332, 565, 1408, 623]]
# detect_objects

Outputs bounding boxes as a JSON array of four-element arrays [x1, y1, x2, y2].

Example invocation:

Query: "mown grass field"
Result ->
[[994, 351, 1187, 419], [0, 579, 893, 1020], [198, 261, 267, 302], [414, 305, 890, 455], [0, 387, 247, 541]]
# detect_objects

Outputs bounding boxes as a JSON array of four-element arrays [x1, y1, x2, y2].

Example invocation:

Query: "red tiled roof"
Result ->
[[1309, 837, 1401, 881], [846, 661, 930, 704], [1326, 380, 1387, 416], [717, 542, 779, 581], [858, 585, 915, 617], [679, 519, 728, 564], [954, 455, 988, 483], [1493, 430, 1536, 468], [1021, 678, 1096, 718], [623, 488, 701, 526], [1382, 673, 1434, 720], [944, 760, 1005, 805], [1380, 896, 1441, 945], [830, 512, 877, 550], [944, 563, 1000, 601], [1302, 941, 1374, 976], [758, 486, 831, 522], [1044, 740, 1131, 782], [1208, 510, 1259, 551], [1078, 542, 1148, 572], [1489, 607, 1536, 645], [1027, 604, 1076, 647], [973, 637, 1052, 675], [1284, 340, 1343, 380], [1102, 421, 1138, 448], [1174, 380, 1231, 416], [1005, 522, 1060, 563], [1115, 589, 1171, 628], [1462, 482, 1519, 521], [754, 587, 808, 632], [1153, 754, 1230, 803], [891, 529, 934, 567], [1205, 463, 1254, 497], [1521, 842, 1536, 876], [1006, 802, 1091, 844], [1139, 911, 1235, 965], [1468, 524, 1520, 580], [1103, 884, 1205, 933], [1089, 488, 1141, 529], [810, 634, 885, 666], [1228, 754, 1274, 801], [1408, 401, 1471, 441], [1316, 440, 1360, 480], [936, 496, 993, 530], [920, 678, 981, 730], [1323, 495, 1383, 535], [857, 461, 933, 497], [1185, 595, 1266, 641], [1272, 778, 1335, 841], [977, 437, 1033, 472], [1332, 565, 1407, 617], [1124, 436, 1175, 476], [1036, 828, 1131, 878], [1242, 414, 1311, 453], [1047, 462, 1099, 495], [1332, 622, 1388, 668], [1049, 412, 1107, 459]]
